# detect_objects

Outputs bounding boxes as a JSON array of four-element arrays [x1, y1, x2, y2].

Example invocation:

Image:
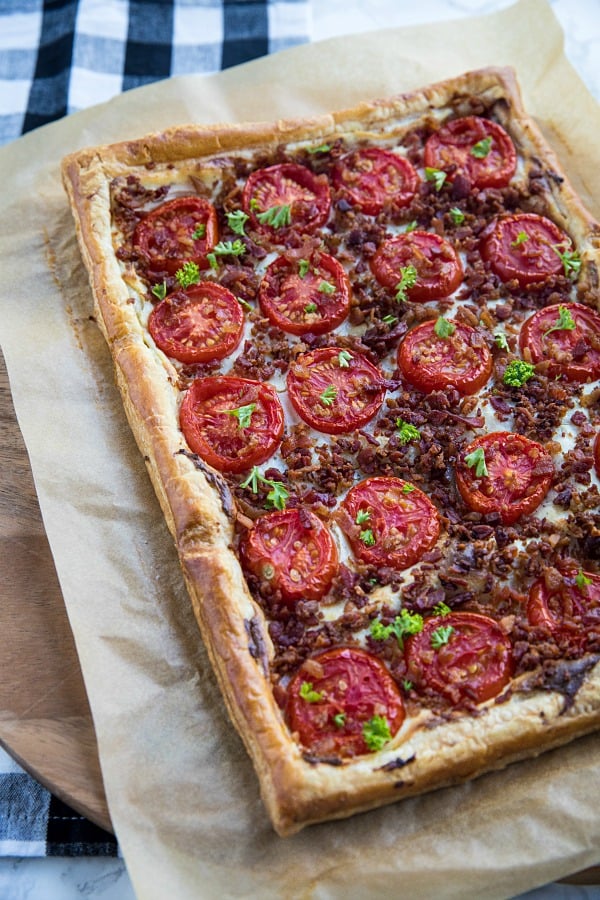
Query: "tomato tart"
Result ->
[[62, 67, 600, 836]]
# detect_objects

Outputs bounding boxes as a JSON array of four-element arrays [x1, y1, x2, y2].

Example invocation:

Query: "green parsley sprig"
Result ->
[[363, 715, 392, 752], [464, 446, 488, 478], [542, 304, 576, 337], [369, 609, 424, 649], [503, 359, 535, 387], [396, 418, 421, 445], [430, 625, 454, 649], [239, 466, 290, 511], [395, 265, 418, 302]]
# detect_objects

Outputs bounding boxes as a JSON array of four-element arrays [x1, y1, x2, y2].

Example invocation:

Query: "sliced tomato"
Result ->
[[397, 318, 492, 395], [456, 432, 553, 525], [258, 251, 350, 335], [239, 508, 338, 603], [518, 302, 600, 383], [133, 196, 218, 277], [405, 612, 514, 705], [286, 647, 405, 758], [332, 147, 418, 215], [370, 231, 463, 302], [480, 213, 568, 287], [423, 116, 517, 189], [286, 347, 385, 434], [179, 376, 284, 474], [527, 568, 600, 648], [148, 282, 244, 364], [339, 476, 440, 570], [242, 162, 331, 239]]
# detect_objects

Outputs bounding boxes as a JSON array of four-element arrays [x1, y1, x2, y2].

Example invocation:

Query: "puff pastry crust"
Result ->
[[62, 66, 600, 836]]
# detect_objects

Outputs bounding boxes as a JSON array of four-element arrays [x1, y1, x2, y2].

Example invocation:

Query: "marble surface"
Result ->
[[2, 0, 599, 897]]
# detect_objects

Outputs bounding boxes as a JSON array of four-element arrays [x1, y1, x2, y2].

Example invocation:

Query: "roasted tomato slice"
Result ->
[[286, 647, 405, 758], [339, 476, 440, 570], [423, 116, 517, 189], [456, 432, 553, 525], [480, 213, 568, 287], [518, 302, 600, 383], [405, 612, 514, 705], [286, 347, 385, 435], [332, 147, 419, 215], [370, 231, 463, 302], [239, 508, 338, 603], [258, 251, 351, 335], [179, 376, 284, 474], [527, 568, 600, 648], [242, 162, 331, 238], [397, 318, 492, 395], [148, 282, 244, 364], [133, 196, 218, 277]]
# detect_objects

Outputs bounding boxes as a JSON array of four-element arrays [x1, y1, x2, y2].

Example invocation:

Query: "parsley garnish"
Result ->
[[320, 385, 337, 406], [433, 601, 452, 617], [224, 403, 256, 429], [355, 509, 371, 525], [434, 316, 456, 338], [575, 569, 592, 590], [471, 136, 492, 158], [396, 418, 421, 444], [359, 529, 376, 546], [395, 265, 418, 302], [307, 143, 332, 154], [298, 259, 310, 278], [338, 350, 353, 368], [256, 203, 292, 228], [299, 681, 324, 703], [510, 231, 529, 248], [175, 261, 201, 287], [405, 220, 418, 233], [449, 207, 465, 225], [192, 223, 206, 239], [425, 167, 447, 191], [382, 314, 398, 326], [333, 712, 346, 728], [363, 715, 392, 752], [206, 239, 246, 269], [226, 210, 249, 235], [369, 609, 424, 649], [494, 332, 509, 350], [543, 304, 576, 337], [503, 359, 535, 387], [239, 466, 290, 511], [431, 625, 454, 649], [402, 483, 416, 493], [464, 446, 488, 478], [151, 281, 167, 301], [319, 280, 336, 295], [402, 679, 413, 692], [553, 245, 581, 279], [304, 302, 318, 314]]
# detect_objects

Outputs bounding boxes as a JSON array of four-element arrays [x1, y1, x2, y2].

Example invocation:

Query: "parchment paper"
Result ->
[[0, 1, 599, 897]]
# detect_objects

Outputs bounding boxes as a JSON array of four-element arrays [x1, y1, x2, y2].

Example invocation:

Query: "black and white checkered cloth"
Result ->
[[0, 0, 310, 146], [0, 0, 309, 857]]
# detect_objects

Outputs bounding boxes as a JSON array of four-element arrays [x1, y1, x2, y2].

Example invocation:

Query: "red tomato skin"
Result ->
[[239, 508, 338, 603], [242, 162, 331, 238], [148, 282, 244, 364], [527, 570, 600, 648], [370, 231, 463, 302], [397, 319, 493, 395], [456, 432, 553, 525], [405, 612, 514, 705], [332, 147, 419, 215], [179, 376, 284, 474], [286, 647, 405, 758], [133, 196, 218, 276], [423, 116, 517, 189], [518, 302, 600, 383], [339, 476, 440, 570], [258, 251, 351, 336], [480, 213, 567, 287], [286, 347, 385, 435]]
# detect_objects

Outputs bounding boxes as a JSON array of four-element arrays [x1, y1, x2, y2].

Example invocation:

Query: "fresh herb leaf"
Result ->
[[226, 210, 249, 235], [431, 625, 454, 649], [543, 304, 576, 337], [503, 359, 535, 387], [256, 203, 292, 228], [576, 569, 592, 590], [464, 446, 488, 478], [363, 715, 392, 752], [192, 223, 206, 239], [338, 350, 353, 368], [369, 609, 424, 649], [355, 509, 371, 525], [239, 466, 289, 510], [224, 403, 256, 429], [434, 316, 456, 338], [175, 261, 201, 287], [319, 280, 336, 295], [424, 167, 447, 191], [449, 207, 465, 225], [359, 529, 376, 546], [433, 601, 452, 617], [470, 136, 492, 158], [510, 231, 529, 248], [320, 385, 337, 406], [395, 265, 418, 302], [237, 296, 253, 312], [151, 281, 167, 300], [298, 259, 310, 278], [402, 679, 413, 692], [333, 712, 346, 727], [553, 245, 581, 279], [494, 332, 509, 350], [382, 314, 398, 326], [396, 418, 421, 444], [405, 220, 418, 232], [299, 681, 324, 703], [307, 143, 332, 154], [304, 302, 318, 314], [402, 483, 416, 493]]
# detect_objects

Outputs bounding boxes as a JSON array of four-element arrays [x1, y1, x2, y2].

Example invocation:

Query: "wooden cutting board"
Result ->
[[0, 348, 112, 833]]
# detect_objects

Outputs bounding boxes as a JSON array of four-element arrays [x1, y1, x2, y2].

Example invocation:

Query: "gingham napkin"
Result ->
[[0, 0, 310, 146], [0, 0, 309, 857]]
